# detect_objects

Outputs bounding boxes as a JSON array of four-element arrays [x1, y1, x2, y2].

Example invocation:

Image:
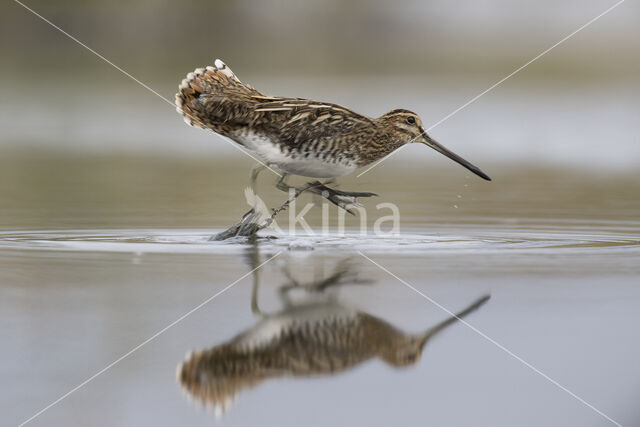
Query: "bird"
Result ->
[[175, 59, 490, 212], [177, 256, 490, 415]]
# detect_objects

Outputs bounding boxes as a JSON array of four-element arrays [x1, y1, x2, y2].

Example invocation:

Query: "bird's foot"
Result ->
[[209, 208, 263, 241], [306, 181, 377, 215], [211, 187, 307, 241]]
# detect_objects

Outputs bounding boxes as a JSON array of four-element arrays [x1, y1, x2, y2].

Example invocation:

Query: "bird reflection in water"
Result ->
[[177, 246, 489, 416]]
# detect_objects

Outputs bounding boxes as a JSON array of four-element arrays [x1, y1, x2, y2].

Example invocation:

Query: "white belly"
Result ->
[[277, 156, 356, 178], [233, 132, 356, 178], [232, 303, 357, 350]]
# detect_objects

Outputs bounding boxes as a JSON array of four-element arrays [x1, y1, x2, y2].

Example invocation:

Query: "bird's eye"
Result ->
[[406, 116, 415, 124]]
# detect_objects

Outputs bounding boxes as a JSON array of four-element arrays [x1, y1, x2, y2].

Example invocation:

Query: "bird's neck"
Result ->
[[356, 125, 408, 166]]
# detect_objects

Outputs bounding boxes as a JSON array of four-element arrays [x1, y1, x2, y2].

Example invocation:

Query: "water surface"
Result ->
[[1, 154, 639, 426]]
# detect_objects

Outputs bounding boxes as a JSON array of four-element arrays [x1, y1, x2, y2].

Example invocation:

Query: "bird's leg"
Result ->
[[250, 164, 266, 195], [270, 174, 320, 219], [209, 164, 266, 241], [240, 163, 267, 220], [238, 164, 267, 222], [274, 173, 323, 208], [278, 258, 371, 302], [215, 173, 317, 241], [277, 265, 302, 307], [210, 209, 262, 241], [275, 175, 377, 215], [246, 239, 265, 316], [275, 173, 291, 193], [305, 180, 378, 215]]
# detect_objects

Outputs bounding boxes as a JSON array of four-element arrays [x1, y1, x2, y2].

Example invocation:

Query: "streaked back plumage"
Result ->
[[175, 59, 492, 181], [175, 60, 405, 173]]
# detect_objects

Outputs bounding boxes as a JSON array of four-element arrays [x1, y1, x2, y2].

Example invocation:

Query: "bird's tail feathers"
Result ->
[[175, 59, 259, 130]]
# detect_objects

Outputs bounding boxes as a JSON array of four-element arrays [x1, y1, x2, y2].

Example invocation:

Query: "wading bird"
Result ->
[[176, 60, 490, 211], [177, 257, 490, 415]]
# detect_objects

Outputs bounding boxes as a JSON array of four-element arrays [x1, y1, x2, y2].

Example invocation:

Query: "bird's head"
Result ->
[[381, 109, 491, 181], [381, 334, 429, 367]]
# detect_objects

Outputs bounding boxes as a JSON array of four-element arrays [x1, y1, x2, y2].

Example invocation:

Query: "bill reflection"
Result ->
[[177, 252, 489, 416]]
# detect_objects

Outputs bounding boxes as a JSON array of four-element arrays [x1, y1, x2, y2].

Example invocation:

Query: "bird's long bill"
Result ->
[[422, 132, 491, 181]]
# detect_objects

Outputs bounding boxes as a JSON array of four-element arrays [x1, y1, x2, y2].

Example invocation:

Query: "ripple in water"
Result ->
[[1, 221, 639, 255]]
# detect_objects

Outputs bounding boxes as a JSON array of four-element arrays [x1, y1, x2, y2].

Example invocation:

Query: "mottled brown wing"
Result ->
[[177, 60, 376, 148], [250, 97, 376, 148]]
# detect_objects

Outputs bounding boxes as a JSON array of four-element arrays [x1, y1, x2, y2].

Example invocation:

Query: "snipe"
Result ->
[[177, 257, 490, 415], [175, 59, 490, 211]]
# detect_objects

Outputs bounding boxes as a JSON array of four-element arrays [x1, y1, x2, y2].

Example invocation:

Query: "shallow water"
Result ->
[[1, 154, 640, 426], [2, 222, 640, 254]]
